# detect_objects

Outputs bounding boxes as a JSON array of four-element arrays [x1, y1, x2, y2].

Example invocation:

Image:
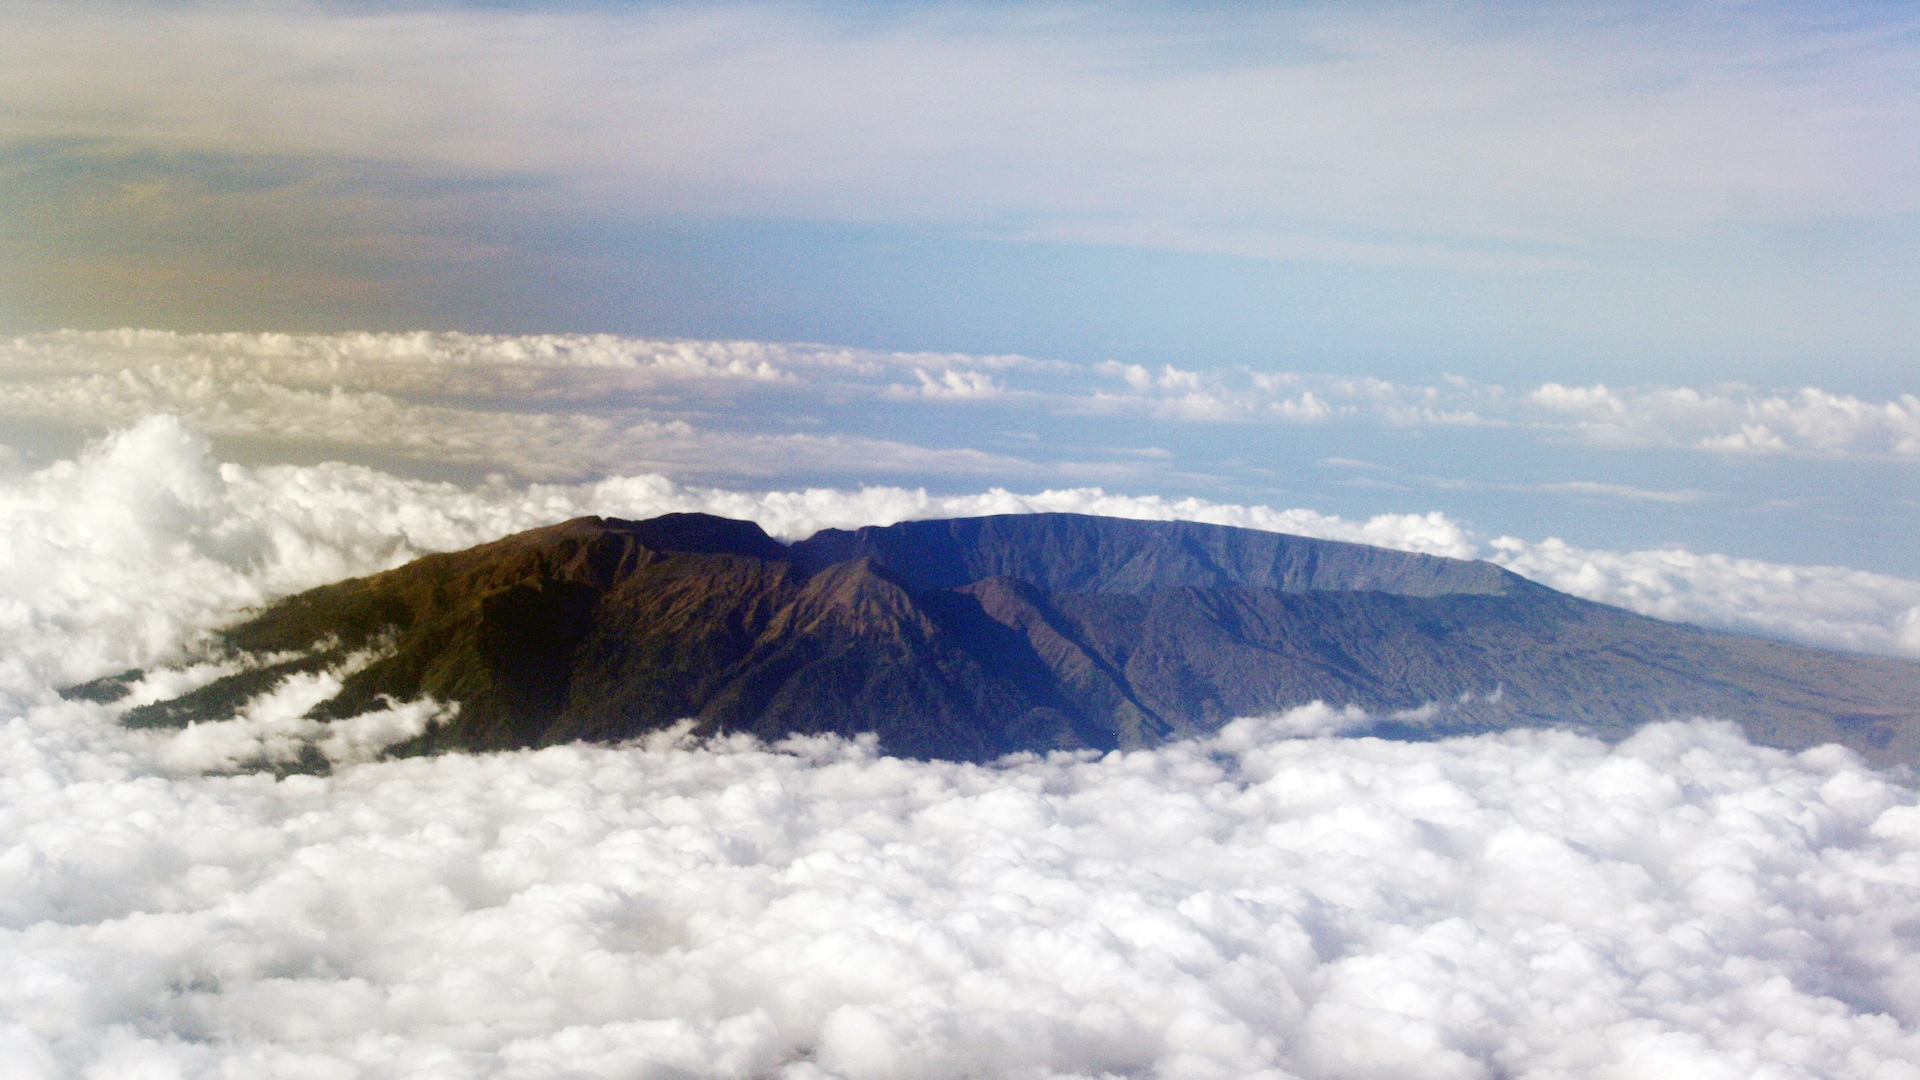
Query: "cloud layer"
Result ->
[[2, 421, 1919, 1077], [10, 707, 1920, 1080], [4, 330, 1916, 509]]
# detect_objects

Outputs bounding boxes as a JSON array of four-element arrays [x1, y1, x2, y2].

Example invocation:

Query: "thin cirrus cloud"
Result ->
[[4, 0, 1920, 357], [3, 2, 1912, 240]]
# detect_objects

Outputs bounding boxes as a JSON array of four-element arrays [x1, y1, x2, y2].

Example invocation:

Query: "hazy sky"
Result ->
[[2, 2, 1918, 579], [4, 0, 1919, 390]]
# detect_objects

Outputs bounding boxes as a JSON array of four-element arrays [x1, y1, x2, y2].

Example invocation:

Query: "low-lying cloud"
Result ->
[[1491, 536, 1920, 660], [3, 418, 1920, 1077], [1530, 382, 1920, 460], [6, 702, 1920, 1078], [5, 333, 1917, 493]]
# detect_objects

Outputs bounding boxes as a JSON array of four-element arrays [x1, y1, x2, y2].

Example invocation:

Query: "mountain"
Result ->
[[99, 512, 1920, 767]]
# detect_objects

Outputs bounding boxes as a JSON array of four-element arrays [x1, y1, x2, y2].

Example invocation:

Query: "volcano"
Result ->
[[104, 512, 1920, 767]]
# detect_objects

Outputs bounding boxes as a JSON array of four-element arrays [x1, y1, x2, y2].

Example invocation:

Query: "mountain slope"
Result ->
[[788, 513, 1524, 596], [105, 512, 1920, 767]]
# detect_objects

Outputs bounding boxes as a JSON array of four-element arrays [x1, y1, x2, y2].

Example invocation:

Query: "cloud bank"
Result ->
[[9, 707, 1920, 1080], [1, 420, 1919, 1077], [4, 331, 1916, 507]]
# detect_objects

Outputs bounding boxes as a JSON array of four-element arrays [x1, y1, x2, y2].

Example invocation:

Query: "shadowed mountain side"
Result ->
[[101, 512, 1920, 767], [120, 516, 1084, 760]]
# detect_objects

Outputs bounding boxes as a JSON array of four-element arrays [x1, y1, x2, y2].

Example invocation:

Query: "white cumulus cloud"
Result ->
[[4, 333, 1916, 503], [1531, 382, 1920, 460], [4, 701, 1919, 1078], [1487, 536, 1920, 660]]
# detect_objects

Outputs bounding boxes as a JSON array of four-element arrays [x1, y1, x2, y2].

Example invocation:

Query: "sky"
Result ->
[[5, 2, 1920, 1075], [2, 1, 1918, 386], [1, 0, 1918, 580]]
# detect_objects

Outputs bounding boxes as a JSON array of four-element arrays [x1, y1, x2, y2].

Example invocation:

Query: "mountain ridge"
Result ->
[[94, 511, 1920, 768]]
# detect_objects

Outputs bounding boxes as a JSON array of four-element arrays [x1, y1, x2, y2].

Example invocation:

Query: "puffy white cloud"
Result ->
[[4, 333, 1915, 494], [894, 368, 1006, 401], [1068, 364, 1920, 461], [1068, 366, 1920, 462], [0, 416, 283, 690], [0, 349, 1043, 484], [1486, 536, 1920, 659], [4, 701, 1919, 1078], [1, 421, 1919, 1077], [1531, 382, 1920, 460]]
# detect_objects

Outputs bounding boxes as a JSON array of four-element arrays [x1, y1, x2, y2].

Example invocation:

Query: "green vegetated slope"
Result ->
[[110, 512, 1920, 766]]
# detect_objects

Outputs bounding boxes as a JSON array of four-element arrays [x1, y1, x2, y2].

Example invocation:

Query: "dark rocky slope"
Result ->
[[106, 512, 1920, 766]]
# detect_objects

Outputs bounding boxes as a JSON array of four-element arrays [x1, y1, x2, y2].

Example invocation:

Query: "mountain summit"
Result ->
[[110, 512, 1920, 766]]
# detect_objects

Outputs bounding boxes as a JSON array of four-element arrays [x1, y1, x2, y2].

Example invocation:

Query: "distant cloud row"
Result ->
[[3, 332, 1914, 492]]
